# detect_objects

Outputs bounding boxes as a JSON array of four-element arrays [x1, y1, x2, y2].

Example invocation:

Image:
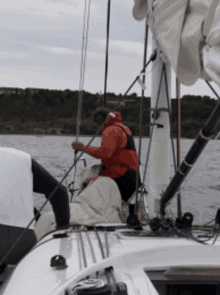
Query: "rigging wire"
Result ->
[[70, 50, 157, 198], [163, 80, 220, 218], [103, 0, 111, 107], [139, 63, 166, 202], [76, 0, 86, 140], [163, 65, 177, 173], [206, 80, 220, 101], [134, 19, 148, 217], [76, 0, 91, 139], [163, 97, 220, 222], [148, 0, 168, 63], [138, 62, 180, 223], [122, 50, 156, 97], [163, 65, 182, 219], [166, 130, 217, 217], [143, 0, 180, 220], [176, 77, 182, 219], [72, 0, 91, 201], [137, 1, 174, 220]]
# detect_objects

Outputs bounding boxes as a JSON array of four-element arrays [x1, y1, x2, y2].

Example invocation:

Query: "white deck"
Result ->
[[1, 225, 220, 295]]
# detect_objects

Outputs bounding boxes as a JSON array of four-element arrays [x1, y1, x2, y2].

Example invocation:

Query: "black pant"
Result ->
[[32, 159, 70, 228], [113, 170, 140, 203]]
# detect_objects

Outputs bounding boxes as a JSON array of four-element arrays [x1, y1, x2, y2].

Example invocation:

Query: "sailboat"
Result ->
[[1, 0, 220, 294]]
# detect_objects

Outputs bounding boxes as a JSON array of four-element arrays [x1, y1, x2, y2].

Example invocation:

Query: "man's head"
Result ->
[[92, 107, 111, 126]]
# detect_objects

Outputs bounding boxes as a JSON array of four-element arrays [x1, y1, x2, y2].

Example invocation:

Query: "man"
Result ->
[[0, 147, 70, 273], [71, 107, 140, 205]]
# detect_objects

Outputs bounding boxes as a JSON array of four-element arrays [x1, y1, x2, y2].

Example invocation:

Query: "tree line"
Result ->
[[0, 88, 217, 138]]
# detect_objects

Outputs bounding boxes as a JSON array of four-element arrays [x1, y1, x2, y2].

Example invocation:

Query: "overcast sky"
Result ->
[[0, 0, 219, 99]]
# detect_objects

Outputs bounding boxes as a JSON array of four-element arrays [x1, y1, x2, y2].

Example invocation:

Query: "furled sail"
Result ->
[[133, 0, 220, 87]]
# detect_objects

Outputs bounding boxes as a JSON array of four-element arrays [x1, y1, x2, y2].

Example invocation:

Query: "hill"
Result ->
[[0, 87, 217, 138]]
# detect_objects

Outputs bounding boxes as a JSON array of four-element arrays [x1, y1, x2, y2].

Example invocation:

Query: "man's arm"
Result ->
[[83, 127, 120, 159]]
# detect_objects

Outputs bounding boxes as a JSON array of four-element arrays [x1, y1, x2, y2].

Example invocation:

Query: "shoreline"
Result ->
[[0, 134, 200, 139]]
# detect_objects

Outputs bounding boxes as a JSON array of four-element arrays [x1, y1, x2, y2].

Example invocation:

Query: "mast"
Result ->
[[148, 38, 171, 218], [160, 99, 220, 215]]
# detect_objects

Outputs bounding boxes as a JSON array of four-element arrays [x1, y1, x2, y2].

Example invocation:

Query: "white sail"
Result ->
[[133, 0, 220, 87]]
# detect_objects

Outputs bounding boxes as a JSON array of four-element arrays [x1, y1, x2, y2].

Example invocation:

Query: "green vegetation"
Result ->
[[0, 88, 217, 138]]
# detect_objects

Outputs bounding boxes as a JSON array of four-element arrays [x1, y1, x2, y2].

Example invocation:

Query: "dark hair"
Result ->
[[92, 107, 111, 123]]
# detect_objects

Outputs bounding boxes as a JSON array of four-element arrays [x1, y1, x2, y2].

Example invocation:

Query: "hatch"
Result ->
[[146, 266, 220, 295]]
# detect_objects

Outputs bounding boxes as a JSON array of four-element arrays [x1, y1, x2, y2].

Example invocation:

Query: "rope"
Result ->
[[78, 227, 87, 268], [76, 0, 86, 140], [76, 228, 83, 271], [161, 208, 219, 244], [84, 228, 100, 278], [94, 229, 118, 290], [104, 229, 110, 258], [103, 0, 111, 107], [72, 0, 91, 201], [85, 228, 96, 263], [76, 0, 91, 139], [94, 229, 111, 285], [164, 217, 218, 245]]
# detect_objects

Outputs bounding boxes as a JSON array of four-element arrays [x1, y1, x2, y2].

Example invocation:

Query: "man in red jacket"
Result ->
[[71, 107, 140, 204]]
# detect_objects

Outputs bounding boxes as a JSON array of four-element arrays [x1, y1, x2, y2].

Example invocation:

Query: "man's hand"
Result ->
[[71, 141, 84, 152]]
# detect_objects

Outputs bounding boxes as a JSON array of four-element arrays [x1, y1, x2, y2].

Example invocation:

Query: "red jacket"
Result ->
[[83, 111, 139, 178]]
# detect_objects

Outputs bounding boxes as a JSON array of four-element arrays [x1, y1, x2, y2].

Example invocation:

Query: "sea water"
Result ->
[[1, 134, 220, 225]]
